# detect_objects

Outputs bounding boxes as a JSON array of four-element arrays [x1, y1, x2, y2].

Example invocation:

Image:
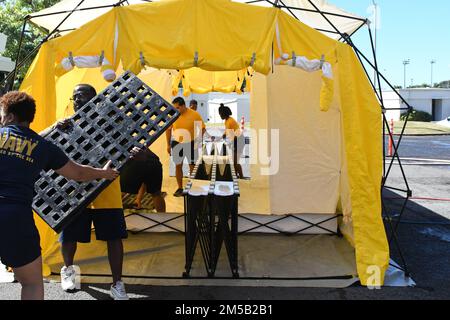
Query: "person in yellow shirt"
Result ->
[[166, 97, 206, 197], [55, 84, 129, 300], [219, 105, 244, 179]]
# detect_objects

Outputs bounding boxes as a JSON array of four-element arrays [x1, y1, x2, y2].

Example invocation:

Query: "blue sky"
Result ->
[[330, 0, 450, 88]]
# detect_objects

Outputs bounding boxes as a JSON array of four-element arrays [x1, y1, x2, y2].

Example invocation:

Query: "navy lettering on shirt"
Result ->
[[0, 125, 69, 205]]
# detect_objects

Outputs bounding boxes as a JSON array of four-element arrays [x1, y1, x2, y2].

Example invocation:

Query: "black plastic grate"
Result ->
[[32, 71, 179, 233]]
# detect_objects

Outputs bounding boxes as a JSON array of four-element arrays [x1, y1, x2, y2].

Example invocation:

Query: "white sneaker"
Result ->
[[110, 280, 129, 300], [60, 265, 76, 291]]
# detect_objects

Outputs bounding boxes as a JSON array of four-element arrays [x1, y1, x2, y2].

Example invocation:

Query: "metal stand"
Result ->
[[183, 142, 240, 278]]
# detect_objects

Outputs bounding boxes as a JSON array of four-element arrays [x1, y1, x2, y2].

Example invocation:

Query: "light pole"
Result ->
[[430, 60, 436, 88], [403, 59, 410, 89], [372, 1, 378, 87]]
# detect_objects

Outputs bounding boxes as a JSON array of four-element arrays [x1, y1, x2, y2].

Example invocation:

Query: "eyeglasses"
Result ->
[[70, 93, 89, 101]]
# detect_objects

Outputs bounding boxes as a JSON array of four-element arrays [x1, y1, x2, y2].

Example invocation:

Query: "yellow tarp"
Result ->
[[336, 43, 388, 285], [20, 0, 388, 286], [173, 68, 249, 96], [118, 0, 276, 74]]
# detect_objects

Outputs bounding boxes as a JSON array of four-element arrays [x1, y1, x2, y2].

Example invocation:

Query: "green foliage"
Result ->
[[434, 80, 450, 88], [400, 109, 432, 122], [0, 0, 59, 88], [408, 83, 431, 89]]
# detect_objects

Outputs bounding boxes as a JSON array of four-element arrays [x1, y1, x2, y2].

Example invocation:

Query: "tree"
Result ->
[[0, 0, 59, 89], [434, 80, 450, 89], [407, 83, 431, 89]]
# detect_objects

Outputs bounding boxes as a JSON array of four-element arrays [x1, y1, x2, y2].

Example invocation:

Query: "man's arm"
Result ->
[[166, 126, 172, 154], [56, 160, 118, 182], [39, 119, 72, 137]]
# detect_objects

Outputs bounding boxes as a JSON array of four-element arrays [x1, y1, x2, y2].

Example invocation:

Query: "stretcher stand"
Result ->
[[183, 141, 240, 278], [32, 71, 179, 233]]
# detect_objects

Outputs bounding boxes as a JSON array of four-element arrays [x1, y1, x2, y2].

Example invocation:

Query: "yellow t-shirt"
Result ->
[[171, 108, 205, 143], [224, 117, 241, 140], [89, 178, 123, 209]]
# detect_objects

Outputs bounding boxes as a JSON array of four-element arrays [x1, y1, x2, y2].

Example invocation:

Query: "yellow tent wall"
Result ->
[[19, 0, 388, 285]]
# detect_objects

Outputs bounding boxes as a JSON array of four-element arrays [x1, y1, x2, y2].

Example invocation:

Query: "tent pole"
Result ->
[[28, 3, 123, 19], [383, 115, 387, 178], [288, 5, 367, 22], [350, 42, 413, 109], [306, 0, 412, 110], [260, 0, 368, 22], [383, 116, 412, 193], [2, 0, 87, 91], [367, 24, 387, 177], [278, 0, 300, 21], [2, 43, 42, 89], [339, 20, 366, 41], [315, 28, 340, 35], [7, 18, 28, 91], [39, 0, 86, 41], [262, 0, 277, 6], [382, 199, 410, 276], [368, 26, 384, 104], [346, 36, 381, 101]]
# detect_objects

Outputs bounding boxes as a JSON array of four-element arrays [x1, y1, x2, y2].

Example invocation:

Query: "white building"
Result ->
[[383, 88, 450, 122], [0, 33, 15, 73]]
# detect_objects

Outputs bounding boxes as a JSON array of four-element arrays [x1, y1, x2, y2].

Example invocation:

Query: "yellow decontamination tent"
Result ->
[[20, 0, 388, 286]]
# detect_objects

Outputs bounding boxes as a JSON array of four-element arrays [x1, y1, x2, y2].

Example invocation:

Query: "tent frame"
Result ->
[[4, 0, 413, 282]]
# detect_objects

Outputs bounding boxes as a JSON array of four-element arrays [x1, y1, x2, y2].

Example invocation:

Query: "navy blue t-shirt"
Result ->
[[0, 125, 69, 205]]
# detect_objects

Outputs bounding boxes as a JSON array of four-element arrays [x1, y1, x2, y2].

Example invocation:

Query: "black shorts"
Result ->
[[59, 209, 128, 243], [171, 140, 199, 165], [120, 159, 163, 195], [0, 200, 41, 268]]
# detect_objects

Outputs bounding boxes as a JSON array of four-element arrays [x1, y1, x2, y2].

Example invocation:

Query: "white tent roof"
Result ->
[[233, 0, 366, 39], [29, 0, 147, 34], [29, 0, 366, 39]]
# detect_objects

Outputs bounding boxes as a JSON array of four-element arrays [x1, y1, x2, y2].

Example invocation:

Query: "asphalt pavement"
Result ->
[[389, 135, 450, 160]]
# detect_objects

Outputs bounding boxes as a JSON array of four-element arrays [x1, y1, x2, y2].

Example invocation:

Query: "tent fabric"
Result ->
[[55, 54, 116, 82], [336, 44, 388, 284], [29, 0, 147, 34], [117, 1, 277, 75], [233, 0, 365, 40], [249, 66, 342, 215], [30, 0, 365, 40], [20, 0, 388, 286], [173, 68, 250, 96]]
